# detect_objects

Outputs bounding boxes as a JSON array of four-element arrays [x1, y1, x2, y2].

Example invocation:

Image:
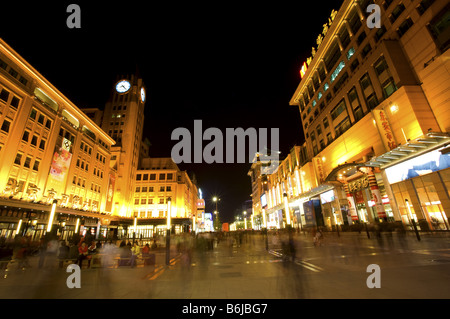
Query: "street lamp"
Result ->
[[283, 193, 291, 227], [213, 196, 220, 212], [166, 197, 172, 265], [243, 211, 247, 229]]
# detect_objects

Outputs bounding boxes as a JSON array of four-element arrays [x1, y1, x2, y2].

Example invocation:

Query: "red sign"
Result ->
[[300, 62, 308, 79]]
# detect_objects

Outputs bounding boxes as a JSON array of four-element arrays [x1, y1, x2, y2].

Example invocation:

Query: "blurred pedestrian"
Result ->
[[68, 242, 79, 263], [38, 238, 47, 268], [130, 242, 140, 268], [77, 241, 89, 268], [58, 241, 69, 268]]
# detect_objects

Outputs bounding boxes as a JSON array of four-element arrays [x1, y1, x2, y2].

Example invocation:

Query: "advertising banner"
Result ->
[[45, 139, 73, 195], [105, 173, 116, 212]]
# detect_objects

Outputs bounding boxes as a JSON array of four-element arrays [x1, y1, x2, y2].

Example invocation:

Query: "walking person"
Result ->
[[77, 241, 89, 268], [129, 242, 140, 268]]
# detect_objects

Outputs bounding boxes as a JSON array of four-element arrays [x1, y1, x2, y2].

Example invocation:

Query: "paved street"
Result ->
[[0, 231, 449, 299]]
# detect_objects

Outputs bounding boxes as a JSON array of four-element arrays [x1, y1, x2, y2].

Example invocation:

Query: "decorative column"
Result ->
[[367, 169, 387, 220], [343, 183, 359, 222]]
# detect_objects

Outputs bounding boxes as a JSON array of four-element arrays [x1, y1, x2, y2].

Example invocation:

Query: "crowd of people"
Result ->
[[0, 234, 165, 270]]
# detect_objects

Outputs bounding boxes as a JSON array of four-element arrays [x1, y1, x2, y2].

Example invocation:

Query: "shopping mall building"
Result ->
[[0, 39, 199, 242], [250, 0, 450, 231]]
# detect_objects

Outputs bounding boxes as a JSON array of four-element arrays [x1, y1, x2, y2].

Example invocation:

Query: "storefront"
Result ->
[[384, 145, 450, 230]]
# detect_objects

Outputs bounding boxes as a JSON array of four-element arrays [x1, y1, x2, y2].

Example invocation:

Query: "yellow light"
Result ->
[[321, 156, 326, 162], [75, 218, 80, 234], [262, 209, 267, 228], [167, 198, 172, 230], [16, 219, 22, 233], [390, 104, 399, 113], [46, 200, 57, 232], [284, 195, 291, 226]]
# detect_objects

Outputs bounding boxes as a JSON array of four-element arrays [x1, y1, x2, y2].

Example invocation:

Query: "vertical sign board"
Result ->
[[45, 138, 73, 195], [303, 201, 315, 227], [105, 173, 116, 212], [374, 109, 397, 151]]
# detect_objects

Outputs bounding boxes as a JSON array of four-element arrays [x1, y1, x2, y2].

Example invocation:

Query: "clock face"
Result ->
[[116, 80, 131, 93], [140, 87, 146, 102]]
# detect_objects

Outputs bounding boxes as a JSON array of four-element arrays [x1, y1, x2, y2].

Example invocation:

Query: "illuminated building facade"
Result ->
[[288, 0, 450, 230], [128, 157, 199, 238], [0, 38, 200, 241], [101, 75, 147, 218], [250, 0, 450, 231], [0, 39, 116, 239]]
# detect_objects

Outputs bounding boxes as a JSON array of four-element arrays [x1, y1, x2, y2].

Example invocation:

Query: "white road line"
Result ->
[[269, 249, 323, 272]]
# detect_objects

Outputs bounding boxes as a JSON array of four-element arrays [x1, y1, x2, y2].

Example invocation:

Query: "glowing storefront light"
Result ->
[[46, 200, 57, 232], [16, 219, 22, 234], [330, 61, 345, 83], [385, 146, 450, 184], [283, 194, 291, 226]]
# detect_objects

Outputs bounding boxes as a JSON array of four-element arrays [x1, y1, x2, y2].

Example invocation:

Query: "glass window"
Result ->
[[331, 99, 347, 120], [0, 89, 9, 102], [10, 96, 19, 108], [22, 130, 30, 142], [30, 109, 37, 120], [1, 120, 11, 133], [397, 18, 414, 38], [24, 157, 31, 168], [347, 47, 355, 60], [382, 77, 397, 98], [14, 153, 22, 165], [390, 3, 406, 24], [32, 160, 40, 171]]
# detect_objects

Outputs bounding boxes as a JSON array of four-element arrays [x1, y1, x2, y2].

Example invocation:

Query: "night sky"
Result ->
[[1, 0, 344, 223]]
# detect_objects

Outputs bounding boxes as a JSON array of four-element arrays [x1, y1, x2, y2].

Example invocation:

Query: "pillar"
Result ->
[[343, 183, 358, 223], [367, 169, 387, 220]]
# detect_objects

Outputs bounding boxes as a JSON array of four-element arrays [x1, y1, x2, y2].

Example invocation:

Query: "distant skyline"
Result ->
[[0, 1, 344, 222]]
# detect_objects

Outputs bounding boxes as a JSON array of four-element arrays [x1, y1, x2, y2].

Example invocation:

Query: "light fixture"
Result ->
[[46, 200, 57, 232], [167, 197, 172, 230], [390, 103, 399, 113]]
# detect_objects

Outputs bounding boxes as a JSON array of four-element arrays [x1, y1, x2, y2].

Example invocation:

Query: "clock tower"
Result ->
[[102, 74, 146, 217]]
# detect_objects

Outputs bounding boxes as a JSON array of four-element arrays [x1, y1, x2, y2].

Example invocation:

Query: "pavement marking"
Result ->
[[268, 249, 324, 272], [295, 260, 324, 272], [148, 265, 165, 280]]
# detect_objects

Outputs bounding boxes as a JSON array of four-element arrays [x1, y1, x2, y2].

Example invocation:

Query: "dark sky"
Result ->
[[1, 0, 344, 223]]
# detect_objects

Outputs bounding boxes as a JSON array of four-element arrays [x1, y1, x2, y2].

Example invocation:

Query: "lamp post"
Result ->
[[213, 196, 220, 231], [213, 196, 219, 212], [166, 197, 172, 265], [243, 211, 247, 229]]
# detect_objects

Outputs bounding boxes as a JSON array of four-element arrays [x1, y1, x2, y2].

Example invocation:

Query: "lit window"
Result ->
[[330, 61, 345, 83], [347, 47, 355, 60]]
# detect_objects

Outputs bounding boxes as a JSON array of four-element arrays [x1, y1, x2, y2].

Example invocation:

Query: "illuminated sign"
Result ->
[[320, 190, 335, 204], [374, 110, 397, 151], [385, 146, 450, 184], [260, 193, 267, 208], [299, 9, 338, 79], [300, 62, 308, 79], [105, 173, 116, 212]]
